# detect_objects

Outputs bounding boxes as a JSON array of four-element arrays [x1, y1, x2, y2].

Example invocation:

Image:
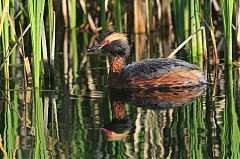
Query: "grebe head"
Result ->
[[87, 31, 131, 57]]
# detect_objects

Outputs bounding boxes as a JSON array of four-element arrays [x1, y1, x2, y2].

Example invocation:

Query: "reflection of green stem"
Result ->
[[188, 98, 205, 159], [4, 102, 14, 158], [222, 67, 240, 158], [33, 89, 47, 158], [12, 83, 20, 157], [171, 110, 178, 155], [205, 67, 215, 158], [68, 85, 86, 157], [177, 107, 187, 158], [75, 85, 85, 155]]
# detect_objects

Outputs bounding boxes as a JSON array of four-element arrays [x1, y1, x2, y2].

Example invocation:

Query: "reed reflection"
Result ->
[[101, 90, 131, 141], [101, 86, 206, 158], [221, 66, 240, 158], [102, 85, 205, 140]]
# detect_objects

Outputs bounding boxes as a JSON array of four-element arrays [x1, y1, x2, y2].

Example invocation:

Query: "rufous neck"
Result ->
[[110, 57, 126, 73], [111, 100, 126, 119]]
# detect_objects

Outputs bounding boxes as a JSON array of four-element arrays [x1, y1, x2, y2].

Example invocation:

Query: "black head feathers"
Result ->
[[88, 31, 131, 57]]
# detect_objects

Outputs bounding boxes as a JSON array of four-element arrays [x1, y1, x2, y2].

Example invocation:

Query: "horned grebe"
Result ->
[[87, 31, 207, 89]]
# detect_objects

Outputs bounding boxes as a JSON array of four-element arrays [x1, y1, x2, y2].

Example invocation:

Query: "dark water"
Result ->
[[1, 30, 240, 158]]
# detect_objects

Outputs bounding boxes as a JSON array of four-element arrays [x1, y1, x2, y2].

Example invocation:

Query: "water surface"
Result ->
[[0, 31, 240, 158]]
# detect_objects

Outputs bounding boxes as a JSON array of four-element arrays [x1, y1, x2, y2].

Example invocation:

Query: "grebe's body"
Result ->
[[109, 57, 206, 89], [88, 31, 207, 89]]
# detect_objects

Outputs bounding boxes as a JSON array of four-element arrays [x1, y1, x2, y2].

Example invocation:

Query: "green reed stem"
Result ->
[[148, 0, 152, 31], [190, 0, 197, 61], [82, 0, 87, 25], [100, 0, 106, 32], [71, 0, 78, 77], [48, 0, 53, 54], [172, 0, 184, 44], [82, 0, 88, 47], [221, 0, 234, 65], [28, 0, 47, 156], [115, 0, 122, 32], [72, 29, 78, 78], [28, 0, 45, 88], [195, 0, 203, 56], [0, 0, 10, 83], [10, 0, 16, 77], [71, 0, 76, 30], [184, 0, 190, 40], [203, 0, 210, 48]]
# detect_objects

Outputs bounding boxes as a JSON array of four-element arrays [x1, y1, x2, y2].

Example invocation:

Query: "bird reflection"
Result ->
[[101, 86, 206, 141], [101, 92, 131, 141]]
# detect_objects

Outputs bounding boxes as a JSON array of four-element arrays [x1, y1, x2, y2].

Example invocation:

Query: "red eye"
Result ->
[[107, 130, 112, 136], [102, 39, 110, 46]]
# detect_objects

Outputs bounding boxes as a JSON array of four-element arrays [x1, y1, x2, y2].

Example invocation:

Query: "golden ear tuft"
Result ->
[[105, 32, 128, 43]]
